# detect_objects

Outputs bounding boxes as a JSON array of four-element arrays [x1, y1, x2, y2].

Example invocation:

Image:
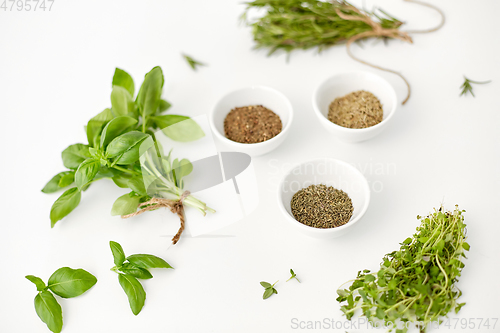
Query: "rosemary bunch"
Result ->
[[243, 0, 403, 55], [337, 206, 469, 332]]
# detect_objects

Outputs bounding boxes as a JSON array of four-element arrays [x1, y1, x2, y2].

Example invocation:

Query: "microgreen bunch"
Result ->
[[260, 280, 279, 299], [459, 76, 491, 97], [42, 67, 214, 240], [336, 206, 469, 332], [242, 0, 403, 55], [109, 241, 173, 315], [26, 267, 97, 333]]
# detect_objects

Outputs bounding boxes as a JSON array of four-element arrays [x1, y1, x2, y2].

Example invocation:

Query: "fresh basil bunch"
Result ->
[[109, 241, 172, 315], [42, 67, 213, 227], [26, 267, 97, 333]]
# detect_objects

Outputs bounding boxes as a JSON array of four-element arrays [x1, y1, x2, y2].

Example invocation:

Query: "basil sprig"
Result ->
[[26, 267, 97, 333], [109, 241, 173, 315]]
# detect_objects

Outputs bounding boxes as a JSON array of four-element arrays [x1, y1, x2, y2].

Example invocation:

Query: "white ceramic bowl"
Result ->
[[277, 158, 370, 239], [209, 86, 293, 157], [312, 71, 398, 143]]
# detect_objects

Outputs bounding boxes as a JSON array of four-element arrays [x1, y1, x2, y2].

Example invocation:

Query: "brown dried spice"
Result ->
[[291, 184, 353, 229], [224, 105, 282, 144], [328, 90, 383, 129]]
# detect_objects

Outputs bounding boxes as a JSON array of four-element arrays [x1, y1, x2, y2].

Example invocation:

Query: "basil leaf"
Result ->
[[119, 263, 153, 280], [127, 254, 173, 269], [111, 86, 136, 117], [26, 275, 47, 291], [50, 188, 81, 227], [100, 116, 138, 148], [112, 68, 135, 97], [75, 158, 100, 190], [58, 172, 75, 188], [118, 273, 146, 316], [110, 193, 140, 216], [106, 131, 149, 165], [110, 241, 126, 267], [127, 176, 147, 196], [42, 171, 74, 194], [86, 108, 114, 148], [34, 291, 63, 333], [153, 115, 204, 142], [158, 99, 171, 113], [137, 66, 163, 117], [112, 173, 133, 188], [61, 144, 91, 170], [48, 267, 97, 298]]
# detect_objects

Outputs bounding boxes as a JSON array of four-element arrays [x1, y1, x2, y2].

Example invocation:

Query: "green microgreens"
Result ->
[[182, 53, 206, 71], [260, 280, 278, 300], [336, 206, 469, 332], [286, 269, 300, 283], [460, 76, 491, 97]]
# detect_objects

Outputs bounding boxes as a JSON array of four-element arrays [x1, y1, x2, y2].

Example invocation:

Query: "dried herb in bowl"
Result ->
[[224, 105, 282, 143], [291, 184, 353, 228], [328, 90, 383, 129]]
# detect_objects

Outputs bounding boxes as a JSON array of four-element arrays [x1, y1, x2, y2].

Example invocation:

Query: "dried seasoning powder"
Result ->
[[291, 184, 353, 228], [328, 90, 383, 129], [224, 105, 282, 143]]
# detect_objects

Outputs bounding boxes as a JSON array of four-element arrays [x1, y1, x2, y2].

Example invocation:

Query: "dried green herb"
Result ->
[[182, 53, 206, 71], [336, 206, 469, 332], [328, 90, 383, 129], [291, 184, 353, 228], [224, 105, 282, 143], [459, 76, 491, 97]]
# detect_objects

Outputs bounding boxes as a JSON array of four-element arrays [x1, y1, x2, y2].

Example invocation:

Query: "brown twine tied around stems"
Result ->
[[336, 0, 445, 105], [121, 190, 191, 245]]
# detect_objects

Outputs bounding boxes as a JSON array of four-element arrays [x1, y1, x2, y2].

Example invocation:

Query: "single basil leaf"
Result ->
[[263, 288, 273, 300], [58, 172, 75, 188], [127, 176, 147, 196], [61, 144, 91, 170], [118, 273, 146, 316], [48, 267, 97, 298], [100, 115, 138, 148], [137, 66, 163, 117], [112, 68, 135, 97], [111, 193, 140, 216], [86, 108, 114, 148], [158, 99, 171, 113], [110, 241, 126, 267], [119, 263, 153, 280], [75, 158, 100, 190], [260, 282, 271, 288], [154, 115, 204, 142], [112, 173, 133, 188], [26, 275, 47, 291], [42, 171, 74, 194], [127, 254, 173, 269], [50, 188, 81, 227], [111, 86, 136, 117], [106, 131, 149, 165], [34, 291, 63, 333]]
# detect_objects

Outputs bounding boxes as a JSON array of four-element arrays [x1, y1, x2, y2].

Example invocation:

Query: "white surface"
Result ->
[[210, 85, 293, 156], [313, 71, 398, 142], [1, 0, 500, 332], [278, 158, 370, 239]]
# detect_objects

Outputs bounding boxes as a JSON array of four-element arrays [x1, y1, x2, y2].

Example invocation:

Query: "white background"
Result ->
[[1, 0, 499, 332]]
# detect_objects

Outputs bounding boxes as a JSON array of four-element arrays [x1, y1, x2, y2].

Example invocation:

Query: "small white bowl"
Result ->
[[277, 158, 370, 239], [209, 86, 293, 157], [312, 71, 398, 143]]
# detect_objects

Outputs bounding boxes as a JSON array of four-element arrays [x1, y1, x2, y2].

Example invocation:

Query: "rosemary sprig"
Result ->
[[182, 54, 206, 71], [460, 76, 491, 97]]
